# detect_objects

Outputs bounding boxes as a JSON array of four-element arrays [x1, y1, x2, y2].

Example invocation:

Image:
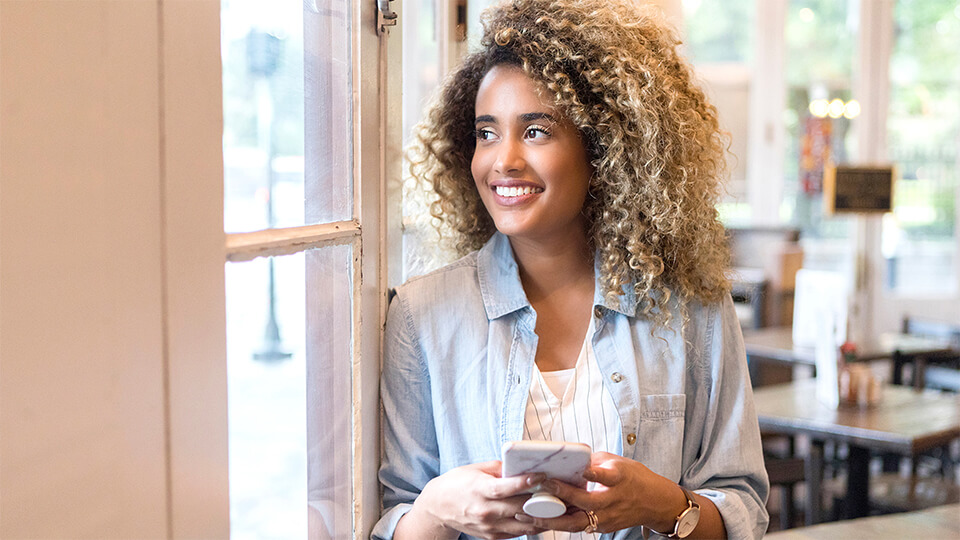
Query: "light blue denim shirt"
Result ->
[[373, 232, 769, 540]]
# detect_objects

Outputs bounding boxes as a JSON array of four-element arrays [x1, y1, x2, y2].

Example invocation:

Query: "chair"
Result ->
[[731, 269, 766, 330], [765, 454, 806, 530], [825, 465, 960, 519], [891, 316, 960, 390], [874, 317, 960, 515], [763, 434, 810, 530]]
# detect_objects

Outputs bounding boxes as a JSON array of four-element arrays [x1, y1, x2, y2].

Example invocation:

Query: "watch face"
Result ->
[[677, 506, 701, 538]]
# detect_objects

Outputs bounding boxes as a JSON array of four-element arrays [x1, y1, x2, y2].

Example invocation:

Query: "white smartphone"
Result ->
[[501, 441, 592, 518], [501, 440, 592, 486]]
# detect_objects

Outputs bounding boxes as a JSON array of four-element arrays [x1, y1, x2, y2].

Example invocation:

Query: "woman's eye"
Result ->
[[524, 126, 550, 139], [475, 128, 496, 141]]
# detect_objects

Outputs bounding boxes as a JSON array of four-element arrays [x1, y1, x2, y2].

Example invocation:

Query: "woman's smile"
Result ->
[[490, 182, 545, 205], [493, 185, 544, 198], [471, 64, 592, 242]]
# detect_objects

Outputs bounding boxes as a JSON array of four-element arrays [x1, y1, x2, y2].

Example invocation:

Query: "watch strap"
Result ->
[[650, 485, 700, 539]]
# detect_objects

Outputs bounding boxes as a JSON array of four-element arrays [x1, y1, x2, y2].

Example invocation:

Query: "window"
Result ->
[[783, 0, 858, 274], [682, 1, 958, 328], [222, 1, 388, 537], [400, 0, 443, 281], [883, 0, 959, 295], [682, 0, 755, 224]]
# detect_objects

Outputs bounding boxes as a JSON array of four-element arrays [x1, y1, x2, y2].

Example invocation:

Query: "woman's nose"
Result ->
[[493, 137, 525, 175]]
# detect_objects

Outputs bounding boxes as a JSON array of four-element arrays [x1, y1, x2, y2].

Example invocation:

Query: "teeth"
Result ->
[[495, 186, 543, 197]]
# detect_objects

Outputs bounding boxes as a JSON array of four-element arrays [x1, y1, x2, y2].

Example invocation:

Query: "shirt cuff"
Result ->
[[695, 487, 767, 540], [370, 502, 414, 540]]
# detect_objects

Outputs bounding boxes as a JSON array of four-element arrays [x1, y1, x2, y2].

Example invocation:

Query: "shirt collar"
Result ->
[[477, 232, 530, 319], [593, 263, 639, 318], [477, 232, 639, 320]]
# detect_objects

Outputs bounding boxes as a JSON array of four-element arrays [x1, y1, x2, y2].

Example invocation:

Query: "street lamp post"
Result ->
[[248, 29, 292, 363]]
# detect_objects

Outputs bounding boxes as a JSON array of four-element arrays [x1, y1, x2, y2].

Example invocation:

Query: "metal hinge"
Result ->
[[377, 0, 397, 34]]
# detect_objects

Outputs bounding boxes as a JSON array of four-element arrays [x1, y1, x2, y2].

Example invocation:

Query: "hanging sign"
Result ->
[[823, 164, 895, 214]]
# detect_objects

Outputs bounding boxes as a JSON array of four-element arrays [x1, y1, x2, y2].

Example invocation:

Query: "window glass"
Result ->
[[401, 0, 443, 282], [222, 1, 356, 538], [226, 244, 354, 539], [223, 0, 353, 233], [883, 0, 959, 294], [402, 0, 440, 142], [682, 0, 755, 224], [682, 0, 753, 64], [783, 0, 858, 272], [305, 244, 354, 539], [305, 1, 354, 224], [226, 253, 307, 538]]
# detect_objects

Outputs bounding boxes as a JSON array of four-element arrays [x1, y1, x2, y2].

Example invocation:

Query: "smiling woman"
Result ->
[[375, 1, 770, 539], [407, 3, 733, 332], [471, 64, 592, 246]]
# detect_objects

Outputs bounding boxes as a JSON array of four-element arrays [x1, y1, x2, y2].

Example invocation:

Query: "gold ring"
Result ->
[[583, 509, 599, 534]]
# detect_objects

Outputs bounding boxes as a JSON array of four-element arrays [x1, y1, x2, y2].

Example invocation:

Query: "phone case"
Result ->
[[501, 440, 591, 487]]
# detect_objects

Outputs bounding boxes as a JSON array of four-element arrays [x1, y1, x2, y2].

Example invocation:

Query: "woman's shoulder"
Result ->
[[391, 251, 483, 311], [397, 251, 479, 289], [681, 292, 735, 322], [674, 293, 741, 361], [648, 292, 736, 352]]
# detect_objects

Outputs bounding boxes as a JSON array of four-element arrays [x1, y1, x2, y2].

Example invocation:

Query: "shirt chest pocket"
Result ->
[[631, 394, 685, 482]]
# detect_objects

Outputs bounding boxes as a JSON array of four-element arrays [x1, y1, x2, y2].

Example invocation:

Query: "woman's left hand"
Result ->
[[516, 451, 688, 534]]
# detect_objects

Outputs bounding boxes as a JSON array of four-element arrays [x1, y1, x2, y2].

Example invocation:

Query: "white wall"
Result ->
[[0, 1, 228, 537]]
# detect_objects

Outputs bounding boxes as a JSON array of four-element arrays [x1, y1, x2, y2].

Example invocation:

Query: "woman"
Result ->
[[373, 1, 769, 538]]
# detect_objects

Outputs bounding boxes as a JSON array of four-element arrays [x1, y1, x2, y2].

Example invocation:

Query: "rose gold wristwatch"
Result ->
[[652, 485, 700, 539]]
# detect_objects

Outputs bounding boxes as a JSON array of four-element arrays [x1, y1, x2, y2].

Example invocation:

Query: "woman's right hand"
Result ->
[[395, 460, 547, 540]]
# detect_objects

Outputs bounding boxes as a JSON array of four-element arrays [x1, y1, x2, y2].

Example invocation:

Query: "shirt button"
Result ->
[[593, 306, 603, 319], [611, 372, 624, 383], [626, 433, 637, 445]]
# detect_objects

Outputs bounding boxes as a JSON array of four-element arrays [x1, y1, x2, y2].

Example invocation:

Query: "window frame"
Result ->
[[173, 0, 400, 539]]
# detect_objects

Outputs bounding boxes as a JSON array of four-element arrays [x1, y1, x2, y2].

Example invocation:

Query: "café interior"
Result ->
[[1, 0, 959, 538], [655, 1, 960, 537]]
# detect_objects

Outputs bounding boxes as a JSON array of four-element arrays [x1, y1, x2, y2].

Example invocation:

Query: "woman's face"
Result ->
[[471, 64, 592, 244]]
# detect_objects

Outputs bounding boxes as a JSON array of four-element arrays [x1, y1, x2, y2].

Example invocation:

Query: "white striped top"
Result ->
[[523, 319, 622, 540]]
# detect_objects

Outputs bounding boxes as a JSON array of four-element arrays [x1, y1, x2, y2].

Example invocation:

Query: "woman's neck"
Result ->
[[508, 229, 594, 302]]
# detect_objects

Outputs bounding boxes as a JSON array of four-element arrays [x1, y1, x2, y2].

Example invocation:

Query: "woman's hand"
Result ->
[[396, 460, 548, 540], [515, 452, 691, 535]]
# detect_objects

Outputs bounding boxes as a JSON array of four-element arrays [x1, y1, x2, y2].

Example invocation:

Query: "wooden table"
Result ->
[[743, 326, 954, 383], [753, 379, 960, 522], [765, 503, 959, 538]]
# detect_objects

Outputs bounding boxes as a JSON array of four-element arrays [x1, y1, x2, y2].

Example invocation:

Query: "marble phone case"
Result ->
[[501, 440, 591, 488]]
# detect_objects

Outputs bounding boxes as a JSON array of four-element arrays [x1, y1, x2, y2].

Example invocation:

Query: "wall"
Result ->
[[0, 1, 228, 537]]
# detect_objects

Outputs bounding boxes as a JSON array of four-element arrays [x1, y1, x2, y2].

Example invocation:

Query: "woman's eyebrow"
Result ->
[[519, 112, 555, 123], [475, 112, 557, 125]]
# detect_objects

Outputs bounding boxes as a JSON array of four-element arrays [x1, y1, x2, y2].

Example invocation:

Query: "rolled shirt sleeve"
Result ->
[[681, 295, 770, 540]]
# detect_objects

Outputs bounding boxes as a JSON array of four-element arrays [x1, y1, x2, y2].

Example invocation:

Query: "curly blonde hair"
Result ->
[[407, 0, 731, 326]]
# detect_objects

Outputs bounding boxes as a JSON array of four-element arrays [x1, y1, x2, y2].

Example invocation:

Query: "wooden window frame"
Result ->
[[166, 0, 400, 537]]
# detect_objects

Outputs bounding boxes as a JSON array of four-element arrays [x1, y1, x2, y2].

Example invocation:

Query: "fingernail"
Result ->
[[515, 513, 534, 523], [527, 473, 547, 486]]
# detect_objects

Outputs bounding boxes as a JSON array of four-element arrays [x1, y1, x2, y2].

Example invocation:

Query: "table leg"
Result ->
[[845, 445, 871, 518], [892, 352, 904, 385], [913, 356, 927, 390], [805, 440, 824, 525]]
